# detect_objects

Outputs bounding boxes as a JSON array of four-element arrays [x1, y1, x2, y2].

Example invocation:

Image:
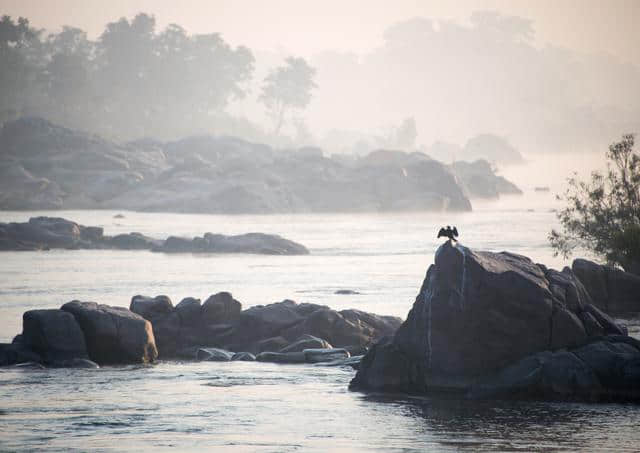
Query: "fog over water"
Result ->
[[1, 1, 639, 451]]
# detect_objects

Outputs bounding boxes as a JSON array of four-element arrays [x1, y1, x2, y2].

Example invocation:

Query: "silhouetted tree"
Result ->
[[550, 134, 640, 275], [260, 57, 316, 135]]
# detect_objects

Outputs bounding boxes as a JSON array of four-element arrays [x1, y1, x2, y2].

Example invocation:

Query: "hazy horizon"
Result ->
[[2, 0, 638, 160]]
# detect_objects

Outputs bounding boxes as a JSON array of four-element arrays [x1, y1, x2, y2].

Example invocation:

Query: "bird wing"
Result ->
[[437, 228, 445, 238], [453, 226, 459, 237]]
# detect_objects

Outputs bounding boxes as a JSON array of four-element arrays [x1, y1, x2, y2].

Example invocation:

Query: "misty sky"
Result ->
[[3, 0, 639, 65], [2, 0, 638, 165]]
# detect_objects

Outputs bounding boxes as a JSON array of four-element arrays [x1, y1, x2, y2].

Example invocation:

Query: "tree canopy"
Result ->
[[550, 134, 640, 275], [0, 13, 255, 139]]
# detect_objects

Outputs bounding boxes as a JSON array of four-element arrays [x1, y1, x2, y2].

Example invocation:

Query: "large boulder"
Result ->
[[224, 300, 303, 348], [128, 295, 204, 358], [61, 301, 157, 365], [351, 242, 634, 402], [201, 292, 242, 325], [130, 295, 174, 322], [21, 309, 88, 363], [175, 297, 202, 327], [572, 258, 640, 313]]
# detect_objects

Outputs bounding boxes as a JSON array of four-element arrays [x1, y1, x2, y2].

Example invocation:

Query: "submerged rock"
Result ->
[[231, 352, 256, 362], [280, 335, 332, 353], [255, 351, 307, 364], [196, 348, 233, 362], [50, 358, 100, 369], [351, 242, 639, 402], [303, 348, 350, 363]]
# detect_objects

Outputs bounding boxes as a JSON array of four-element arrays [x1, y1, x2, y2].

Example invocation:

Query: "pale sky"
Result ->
[[2, 0, 639, 65]]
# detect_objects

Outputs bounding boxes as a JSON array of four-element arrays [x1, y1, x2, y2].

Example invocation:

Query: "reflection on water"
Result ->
[[363, 393, 640, 452], [0, 195, 579, 342], [1, 362, 639, 452], [1, 196, 638, 451]]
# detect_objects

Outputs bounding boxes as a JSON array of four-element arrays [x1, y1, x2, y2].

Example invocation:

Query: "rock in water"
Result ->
[[22, 309, 89, 363], [351, 242, 636, 402], [231, 352, 256, 361], [303, 348, 350, 363], [255, 351, 307, 364], [201, 292, 242, 324], [196, 348, 233, 361], [61, 301, 157, 365], [130, 295, 174, 321], [280, 335, 332, 353], [572, 258, 640, 313]]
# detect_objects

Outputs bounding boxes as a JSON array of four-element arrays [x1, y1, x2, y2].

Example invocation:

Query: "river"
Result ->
[[1, 191, 639, 451]]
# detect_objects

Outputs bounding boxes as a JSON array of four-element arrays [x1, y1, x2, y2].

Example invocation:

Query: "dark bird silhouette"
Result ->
[[437, 225, 459, 242]]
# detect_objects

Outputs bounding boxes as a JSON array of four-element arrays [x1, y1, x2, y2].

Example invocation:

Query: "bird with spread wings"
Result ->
[[437, 225, 459, 242]]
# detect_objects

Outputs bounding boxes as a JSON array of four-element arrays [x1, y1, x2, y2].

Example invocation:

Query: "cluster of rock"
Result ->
[[0, 117, 520, 214], [572, 258, 640, 313], [0, 292, 402, 369], [0, 216, 309, 255], [351, 241, 640, 402], [128, 293, 402, 365], [1, 302, 157, 368]]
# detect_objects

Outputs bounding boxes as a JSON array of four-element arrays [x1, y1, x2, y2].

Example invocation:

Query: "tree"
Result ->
[[395, 117, 417, 149], [260, 57, 316, 135], [549, 134, 640, 275], [43, 27, 93, 125], [0, 16, 41, 123]]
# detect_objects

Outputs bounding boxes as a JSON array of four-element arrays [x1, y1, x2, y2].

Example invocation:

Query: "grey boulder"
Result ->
[[62, 301, 158, 365], [22, 309, 89, 363]]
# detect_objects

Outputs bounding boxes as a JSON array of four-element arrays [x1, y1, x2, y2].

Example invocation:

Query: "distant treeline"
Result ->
[[0, 13, 266, 140]]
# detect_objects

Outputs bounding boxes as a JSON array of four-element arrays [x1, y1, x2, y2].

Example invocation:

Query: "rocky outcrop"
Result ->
[[0, 216, 309, 255], [452, 159, 522, 199], [62, 301, 157, 365], [155, 233, 309, 255], [4, 293, 399, 368], [351, 241, 640, 402], [572, 258, 640, 313], [2, 301, 156, 367], [21, 309, 89, 364], [0, 117, 523, 214], [129, 294, 402, 360]]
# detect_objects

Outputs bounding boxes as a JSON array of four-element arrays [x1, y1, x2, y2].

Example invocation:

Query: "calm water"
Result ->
[[2, 192, 640, 451]]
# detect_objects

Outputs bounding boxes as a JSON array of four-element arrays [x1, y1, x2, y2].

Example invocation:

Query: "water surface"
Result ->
[[2, 192, 639, 451]]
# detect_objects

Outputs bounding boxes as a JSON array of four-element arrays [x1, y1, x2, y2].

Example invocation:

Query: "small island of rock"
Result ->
[[0, 216, 309, 255]]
